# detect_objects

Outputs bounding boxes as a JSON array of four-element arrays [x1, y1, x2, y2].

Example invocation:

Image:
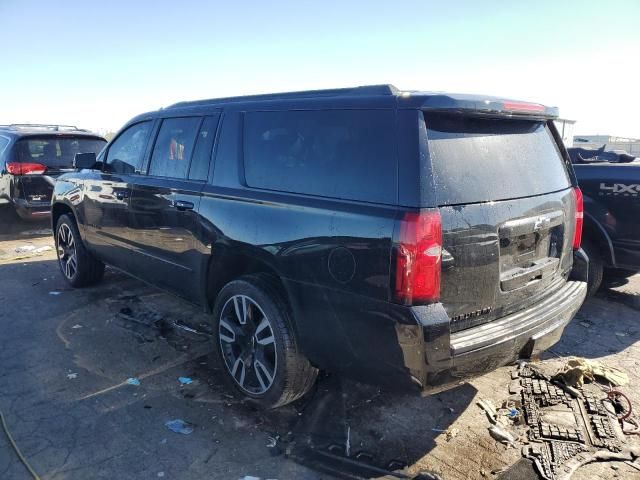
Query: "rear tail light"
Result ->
[[572, 187, 584, 250], [394, 210, 442, 304], [6, 162, 47, 175]]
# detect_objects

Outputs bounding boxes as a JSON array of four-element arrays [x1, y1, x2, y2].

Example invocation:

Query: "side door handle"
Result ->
[[172, 200, 194, 211]]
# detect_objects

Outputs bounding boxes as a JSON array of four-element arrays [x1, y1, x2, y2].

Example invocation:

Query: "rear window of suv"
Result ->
[[425, 113, 570, 206], [243, 110, 397, 204], [13, 136, 106, 169]]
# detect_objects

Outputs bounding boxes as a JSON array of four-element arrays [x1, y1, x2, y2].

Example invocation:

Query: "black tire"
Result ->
[[605, 268, 638, 280], [55, 214, 105, 287], [212, 274, 318, 408], [582, 238, 603, 297]]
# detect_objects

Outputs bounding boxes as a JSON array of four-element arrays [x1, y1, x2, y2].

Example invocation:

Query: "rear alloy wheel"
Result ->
[[55, 214, 105, 287], [219, 295, 277, 395], [213, 274, 318, 408]]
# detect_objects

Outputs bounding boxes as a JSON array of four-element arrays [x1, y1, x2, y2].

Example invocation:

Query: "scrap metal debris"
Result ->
[[488, 425, 516, 447], [20, 229, 52, 236], [266, 435, 279, 448], [477, 399, 498, 424], [12, 244, 54, 259], [514, 364, 635, 480], [14, 245, 36, 253]]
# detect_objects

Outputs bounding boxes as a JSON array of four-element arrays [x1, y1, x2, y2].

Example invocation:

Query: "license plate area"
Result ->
[[498, 211, 565, 291]]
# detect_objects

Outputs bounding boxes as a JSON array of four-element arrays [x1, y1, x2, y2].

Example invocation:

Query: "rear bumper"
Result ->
[[290, 276, 587, 394], [404, 279, 587, 393], [13, 199, 51, 219]]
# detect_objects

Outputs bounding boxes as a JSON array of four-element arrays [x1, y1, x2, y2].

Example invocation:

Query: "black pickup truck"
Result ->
[[569, 147, 640, 295]]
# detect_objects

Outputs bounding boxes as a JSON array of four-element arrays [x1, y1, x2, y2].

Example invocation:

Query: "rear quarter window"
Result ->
[[425, 113, 570, 205], [243, 109, 397, 204]]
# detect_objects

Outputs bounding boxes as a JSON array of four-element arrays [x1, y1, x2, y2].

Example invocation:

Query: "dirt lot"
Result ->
[[1, 204, 639, 480]]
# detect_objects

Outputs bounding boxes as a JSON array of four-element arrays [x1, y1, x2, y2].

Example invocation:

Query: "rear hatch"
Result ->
[[11, 135, 106, 203], [424, 112, 577, 332]]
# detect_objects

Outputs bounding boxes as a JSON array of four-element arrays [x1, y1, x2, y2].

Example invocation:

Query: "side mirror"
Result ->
[[74, 152, 97, 169]]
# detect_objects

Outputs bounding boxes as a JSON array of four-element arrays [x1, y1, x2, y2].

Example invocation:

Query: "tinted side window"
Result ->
[[189, 115, 219, 181], [106, 122, 152, 174], [244, 110, 397, 204], [149, 117, 201, 179]]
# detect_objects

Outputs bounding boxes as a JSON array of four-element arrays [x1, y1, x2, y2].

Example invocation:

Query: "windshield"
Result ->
[[426, 113, 571, 205], [13, 136, 106, 168]]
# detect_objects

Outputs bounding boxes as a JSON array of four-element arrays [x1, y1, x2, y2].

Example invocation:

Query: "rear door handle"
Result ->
[[172, 200, 194, 211]]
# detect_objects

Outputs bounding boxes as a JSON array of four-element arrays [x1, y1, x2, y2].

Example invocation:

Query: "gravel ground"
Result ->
[[1, 204, 639, 480]]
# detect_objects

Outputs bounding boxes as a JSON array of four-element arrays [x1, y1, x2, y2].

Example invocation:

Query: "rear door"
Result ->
[[424, 113, 576, 331], [127, 114, 219, 301]]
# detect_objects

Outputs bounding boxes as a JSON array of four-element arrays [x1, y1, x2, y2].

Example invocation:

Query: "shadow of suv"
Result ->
[[51, 85, 588, 408], [0, 124, 106, 220]]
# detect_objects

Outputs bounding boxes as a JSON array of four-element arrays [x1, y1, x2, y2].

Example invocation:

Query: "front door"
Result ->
[[128, 115, 219, 302], [83, 121, 154, 269]]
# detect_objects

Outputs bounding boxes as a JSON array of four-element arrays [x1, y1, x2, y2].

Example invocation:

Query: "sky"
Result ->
[[1, 0, 639, 137]]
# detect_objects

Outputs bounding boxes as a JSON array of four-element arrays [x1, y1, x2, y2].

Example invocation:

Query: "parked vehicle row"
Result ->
[[0, 124, 106, 219], [568, 146, 640, 295], [47, 85, 589, 408]]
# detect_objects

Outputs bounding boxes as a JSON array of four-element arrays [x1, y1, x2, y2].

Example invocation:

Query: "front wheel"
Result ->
[[55, 214, 105, 287], [212, 274, 318, 408]]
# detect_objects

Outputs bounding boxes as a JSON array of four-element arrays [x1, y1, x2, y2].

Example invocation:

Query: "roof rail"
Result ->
[[0, 124, 88, 132], [167, 84, 399, 109]]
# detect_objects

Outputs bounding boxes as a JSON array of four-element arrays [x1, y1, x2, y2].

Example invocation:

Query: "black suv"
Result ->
[[0, 125, 106, 219], [51, 85, 588, 408], [569, 147, 640, 294]]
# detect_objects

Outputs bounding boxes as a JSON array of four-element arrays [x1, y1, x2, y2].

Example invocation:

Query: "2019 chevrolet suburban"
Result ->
[[0, 124, 106, 219], [51, 85, 588, 408]]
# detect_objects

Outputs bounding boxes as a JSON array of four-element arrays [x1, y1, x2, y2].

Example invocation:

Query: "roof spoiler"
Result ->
[[412, 94, 559, 119]]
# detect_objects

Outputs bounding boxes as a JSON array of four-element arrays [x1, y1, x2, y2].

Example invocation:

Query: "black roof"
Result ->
[[162, 84, 559, 118], [0, 124, 106, 140], [167, 85, 399, 109]]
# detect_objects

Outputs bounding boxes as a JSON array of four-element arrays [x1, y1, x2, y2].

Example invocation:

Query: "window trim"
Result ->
[[187, 114, 222, 182], [103, 120, 154, 175]]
